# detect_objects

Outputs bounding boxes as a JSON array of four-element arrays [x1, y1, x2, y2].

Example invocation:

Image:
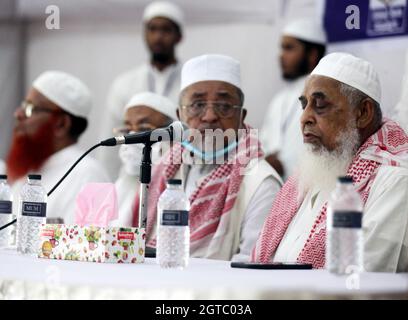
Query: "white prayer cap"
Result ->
[[124, 91, 176, 119], [143, 1, 184, 28], [180, 54, 241, 92], [283, 18, 326, 45], [311, 52, 381, 103], [32, 71, 92, 119]]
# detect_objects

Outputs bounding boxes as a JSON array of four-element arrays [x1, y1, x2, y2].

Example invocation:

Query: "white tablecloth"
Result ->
[[0, 248, 407, 299]]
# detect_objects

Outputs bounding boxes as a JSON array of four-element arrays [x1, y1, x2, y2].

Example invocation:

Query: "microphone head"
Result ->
[[149, 121, 186, 143]]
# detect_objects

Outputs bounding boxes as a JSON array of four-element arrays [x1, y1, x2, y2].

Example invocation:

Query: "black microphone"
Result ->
[[100, 121, 185, 146]]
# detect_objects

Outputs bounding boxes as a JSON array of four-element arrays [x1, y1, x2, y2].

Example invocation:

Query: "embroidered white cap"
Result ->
[[143, 1, 184, 28], [311, 52, 381, 103], [180, 54, 241, 92], [283, 18, 327, 45], [124, 91, 176, 119], [32, 71, 92, 119]]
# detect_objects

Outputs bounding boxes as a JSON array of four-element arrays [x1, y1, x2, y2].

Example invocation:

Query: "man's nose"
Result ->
[[300, 103, 315, 128], [200, 105, 219, 123], [14, 107, 26, 121]]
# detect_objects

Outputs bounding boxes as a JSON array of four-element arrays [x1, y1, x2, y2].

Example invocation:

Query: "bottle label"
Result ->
[[0, 201, 12, 214], [22, 201, 47, 218], [333, 210, 362, 228], [161, 210, 189, 226]]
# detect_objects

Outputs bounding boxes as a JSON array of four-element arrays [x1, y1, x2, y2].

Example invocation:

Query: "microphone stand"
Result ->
[[138, 142, 153, 229]]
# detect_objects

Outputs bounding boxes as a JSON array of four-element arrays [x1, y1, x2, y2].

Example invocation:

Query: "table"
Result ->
[[1, 248, 407, 299]]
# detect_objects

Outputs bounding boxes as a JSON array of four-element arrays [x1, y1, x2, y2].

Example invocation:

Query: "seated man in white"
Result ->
[[133, 54, 283, 261], [114, 92, 175, 226], [253, 53, 408, 273], [5, 71, 110, 224]]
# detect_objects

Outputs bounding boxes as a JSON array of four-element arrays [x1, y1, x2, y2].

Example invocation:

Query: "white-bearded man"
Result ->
[[253, 53, 408, 273]]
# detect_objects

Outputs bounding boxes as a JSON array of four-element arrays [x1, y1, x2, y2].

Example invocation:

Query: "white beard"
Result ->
[[297, 125, 360, 200]]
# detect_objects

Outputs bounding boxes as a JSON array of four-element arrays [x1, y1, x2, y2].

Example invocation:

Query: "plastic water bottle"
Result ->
[[16, 174, 47, 255], [326, 176, 363, 274], [156, 179, 190, 269], [0, 175, 13, 248]]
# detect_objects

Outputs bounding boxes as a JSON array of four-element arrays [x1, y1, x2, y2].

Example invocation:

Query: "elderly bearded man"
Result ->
[[253, 53, 408, 273], [133, 54, 283, 261]]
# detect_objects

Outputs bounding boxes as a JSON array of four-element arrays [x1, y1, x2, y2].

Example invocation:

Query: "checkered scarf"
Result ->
[[132, 125, 263, 249], [252, 119, 408, 268]]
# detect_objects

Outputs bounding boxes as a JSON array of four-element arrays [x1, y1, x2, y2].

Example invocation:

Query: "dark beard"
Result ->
[[282, 56, 309, 81], [6, 120, 55, 183], [152, 52, 173, 65]]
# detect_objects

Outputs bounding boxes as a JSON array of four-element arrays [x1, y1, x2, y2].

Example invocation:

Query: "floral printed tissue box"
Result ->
[[38, 224, 146, 263]]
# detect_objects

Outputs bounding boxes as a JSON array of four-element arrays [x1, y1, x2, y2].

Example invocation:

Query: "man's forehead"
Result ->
[[302, 75, 341, 97], [146, 16, 176, 28], [126, 105, 160, 119], [184, 81, 238, 98]]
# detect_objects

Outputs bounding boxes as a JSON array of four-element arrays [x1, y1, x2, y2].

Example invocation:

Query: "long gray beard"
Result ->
[[297, 125, 360, 200]]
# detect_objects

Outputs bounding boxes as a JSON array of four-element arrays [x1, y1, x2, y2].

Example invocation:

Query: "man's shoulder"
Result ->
[[64, 146, 110, 181], [112, 64, 149, 86], [243, 158, 283, 186], [374, 165, 408, 185]]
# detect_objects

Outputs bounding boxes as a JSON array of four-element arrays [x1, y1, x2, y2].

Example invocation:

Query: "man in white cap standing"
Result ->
[[113, 92, 175, 226], [253, 53, 408, 272], [102, 1, 184, 180], [133, 54, 283, 261], [6, 71, 110, 224], [260, 18, 326, 180]]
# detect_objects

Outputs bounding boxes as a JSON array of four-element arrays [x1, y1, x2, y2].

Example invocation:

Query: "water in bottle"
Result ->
[[326, 176, 364, 274], [156, 179, 190, 269], [16, 174, 47, 255], [0, 175, 13, 248]]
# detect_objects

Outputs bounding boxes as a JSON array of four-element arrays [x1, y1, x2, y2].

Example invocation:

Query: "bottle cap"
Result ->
[[28, 174, 42, 180], [167, 179, 182, 185], [0, 174, 7, 180], [338, 176, 353, 183]]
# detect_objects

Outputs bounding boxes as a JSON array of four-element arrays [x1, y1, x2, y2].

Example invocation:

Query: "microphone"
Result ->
[[100, 121, 185, 146]]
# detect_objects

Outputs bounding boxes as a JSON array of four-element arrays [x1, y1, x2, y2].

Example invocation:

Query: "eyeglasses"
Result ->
[[180, 101, 242, 119], [113, 124, 156, 136], [20, 101, 65, 118]]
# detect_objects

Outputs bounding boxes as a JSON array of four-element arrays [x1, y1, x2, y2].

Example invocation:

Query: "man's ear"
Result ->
[[356, 98, 375, 129], [241, 108, 247, 126], [54, 114, 71, 138]]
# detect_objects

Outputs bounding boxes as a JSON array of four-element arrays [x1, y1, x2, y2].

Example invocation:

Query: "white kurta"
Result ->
[[260, 76, 307, 180], [99, 63, 181, 180], [0, 159, 5, 175], [12, 145, 110, 225], [158, 160, 283, 261], [273, 166, 408, 273]]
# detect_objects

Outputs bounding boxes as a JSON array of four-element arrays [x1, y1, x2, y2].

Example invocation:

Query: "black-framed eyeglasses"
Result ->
[[180, 101, 242, 119], [20, 101, 65, 118]]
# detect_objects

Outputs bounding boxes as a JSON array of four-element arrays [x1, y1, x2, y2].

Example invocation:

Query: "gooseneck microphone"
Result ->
[[100, 121, 184, 146]]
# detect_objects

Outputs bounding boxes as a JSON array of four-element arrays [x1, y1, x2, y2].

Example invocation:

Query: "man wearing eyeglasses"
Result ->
[[5, 71, 109, 224], [133, 54, 283, 261], [113, 91, 175, 227]]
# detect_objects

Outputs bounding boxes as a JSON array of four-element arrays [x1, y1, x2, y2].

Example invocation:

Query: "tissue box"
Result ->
[[38, 224, 146, 263]]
